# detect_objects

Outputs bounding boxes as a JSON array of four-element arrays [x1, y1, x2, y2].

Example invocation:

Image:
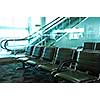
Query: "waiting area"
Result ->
[[0, 17, 100, 83], [0, 42, 99, 83]]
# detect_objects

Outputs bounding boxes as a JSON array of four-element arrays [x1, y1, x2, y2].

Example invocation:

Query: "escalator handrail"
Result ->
[[0, 39, 7, 49], [43, 17, 66, 32], [3, 38, 29, 51], [42, 17, 68, 34], [0, 38, 28, 49], [3, 38, 28, 42]]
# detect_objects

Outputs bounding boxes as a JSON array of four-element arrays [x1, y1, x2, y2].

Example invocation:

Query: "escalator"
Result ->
[[0, 17, 64, 52], [0, 17, 87, 53]]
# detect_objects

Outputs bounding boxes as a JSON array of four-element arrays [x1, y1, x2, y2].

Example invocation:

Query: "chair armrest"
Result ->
[[51, 60, 78, 75], [58, 59, 78, 70]]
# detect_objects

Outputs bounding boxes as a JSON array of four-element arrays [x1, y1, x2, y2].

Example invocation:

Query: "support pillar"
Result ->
[[40, 17, 46, 45]]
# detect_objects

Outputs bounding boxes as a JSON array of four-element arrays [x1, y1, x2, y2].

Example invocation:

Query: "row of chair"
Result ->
[[16, 43, 100, 82], [16, 45, 77, 70], [16, 45, 77, 82]]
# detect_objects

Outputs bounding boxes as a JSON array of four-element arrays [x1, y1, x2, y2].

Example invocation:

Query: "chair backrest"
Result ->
[[25, 45, 34, 56], [83, 42, 95, 50], [41, 47, 58, 62], [31, 46, 44, 58], [77, 51, 100, 77], [95, 43, 100, 50], [54, 48, 76, 65]]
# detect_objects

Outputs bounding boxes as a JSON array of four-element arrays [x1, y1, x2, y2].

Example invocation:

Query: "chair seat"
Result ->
[[26, 58, 52, 66], [55, 70, 97, 82], [38, 64, 58, 72], [14, 54, 26, 58], [26, 60, 37, 65], [18, 57, 29, 61]]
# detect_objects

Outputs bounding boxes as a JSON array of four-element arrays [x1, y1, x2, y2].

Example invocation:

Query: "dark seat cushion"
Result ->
[[38, 63, 58, 72]]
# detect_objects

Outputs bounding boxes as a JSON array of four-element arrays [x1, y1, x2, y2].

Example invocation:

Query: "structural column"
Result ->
[[40, 17, 46, 45], [40, 17, 46, 34]]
